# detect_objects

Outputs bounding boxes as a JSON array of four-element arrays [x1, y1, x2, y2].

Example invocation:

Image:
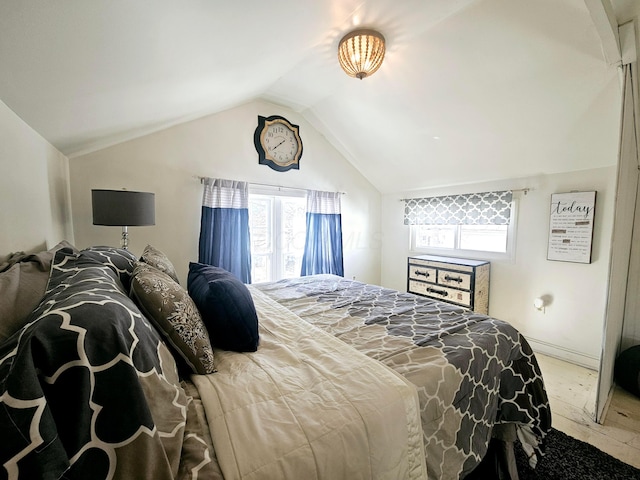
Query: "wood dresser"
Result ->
[[407, 254, 490, 314]]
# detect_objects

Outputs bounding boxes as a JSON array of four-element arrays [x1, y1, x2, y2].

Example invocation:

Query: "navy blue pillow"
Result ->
[[187, 262, 259, 352]]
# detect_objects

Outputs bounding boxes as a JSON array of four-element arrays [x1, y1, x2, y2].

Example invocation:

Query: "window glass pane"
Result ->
[[281, 198, 307, 252], [249, 197, 272, 255], [415, 225, 456, 249], [282, 253, 301, 278], [280, 197, 306, 278], [251, 254, 270, 283], [249, 193, 306, 282], [459, 225, 508, 252]]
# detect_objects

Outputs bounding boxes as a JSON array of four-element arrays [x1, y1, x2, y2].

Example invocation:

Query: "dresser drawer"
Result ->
[[437, 270, 471, 290], [408, 265, 437, 282], [408, 280, 472, 308]]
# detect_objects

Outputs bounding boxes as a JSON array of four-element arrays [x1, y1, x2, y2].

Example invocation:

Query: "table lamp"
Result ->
[[91, 189, 155, 250]]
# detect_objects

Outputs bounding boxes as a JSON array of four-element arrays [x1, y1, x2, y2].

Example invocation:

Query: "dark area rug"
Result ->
[[514, 428, 640, 480]]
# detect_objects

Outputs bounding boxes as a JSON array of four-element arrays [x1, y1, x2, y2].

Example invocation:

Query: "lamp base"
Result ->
[[121, 226, 129, 250]]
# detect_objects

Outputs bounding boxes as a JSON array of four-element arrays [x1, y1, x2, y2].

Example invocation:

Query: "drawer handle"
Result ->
[[444, 274, 463, 283], [415, 270, 430, 278], [427, 287, 448, 297]]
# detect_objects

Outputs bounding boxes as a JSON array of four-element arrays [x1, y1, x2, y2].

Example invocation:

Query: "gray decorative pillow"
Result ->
[[130, 262, 215, 374], [140, 245, 180, 284]]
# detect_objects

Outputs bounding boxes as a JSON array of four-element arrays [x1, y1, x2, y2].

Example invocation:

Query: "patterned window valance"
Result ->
[[404, 190, 513, 225]]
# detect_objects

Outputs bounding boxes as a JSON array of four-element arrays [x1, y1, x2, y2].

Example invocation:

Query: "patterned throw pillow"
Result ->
[[140, 244, 180, 284], [130, 262, 216, 374]]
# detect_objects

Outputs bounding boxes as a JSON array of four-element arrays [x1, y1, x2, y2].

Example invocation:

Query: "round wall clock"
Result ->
[[254, 115, 303, 172]]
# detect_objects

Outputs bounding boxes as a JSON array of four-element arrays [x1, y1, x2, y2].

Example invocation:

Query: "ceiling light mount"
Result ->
[[338, 29, 386, 80]]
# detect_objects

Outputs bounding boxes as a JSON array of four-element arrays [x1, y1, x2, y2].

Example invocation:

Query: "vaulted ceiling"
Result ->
[[0, 0, 637, 193]]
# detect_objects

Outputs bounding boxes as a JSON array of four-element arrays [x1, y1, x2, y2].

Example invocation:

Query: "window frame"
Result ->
[[409, 196, 519, 262]]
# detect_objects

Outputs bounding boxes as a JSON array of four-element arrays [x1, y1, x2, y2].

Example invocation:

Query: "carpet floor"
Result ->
[[514, 428, 640, 480]]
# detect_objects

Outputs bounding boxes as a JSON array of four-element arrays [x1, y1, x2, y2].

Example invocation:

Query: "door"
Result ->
[[597, 63, 640, 422]]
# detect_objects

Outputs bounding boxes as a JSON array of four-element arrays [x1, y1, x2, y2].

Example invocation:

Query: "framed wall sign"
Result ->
[[547, 191, 596, 264]]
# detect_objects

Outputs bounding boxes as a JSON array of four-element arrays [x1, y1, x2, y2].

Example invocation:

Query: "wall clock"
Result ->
[[254, 115, 303, 172]]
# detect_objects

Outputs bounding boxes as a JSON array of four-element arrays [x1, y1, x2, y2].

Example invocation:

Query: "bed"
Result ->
[[0, 243, 551, 480]]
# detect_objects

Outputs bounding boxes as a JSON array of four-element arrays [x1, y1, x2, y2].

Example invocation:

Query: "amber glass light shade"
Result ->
[[338, 29, 386, 80]]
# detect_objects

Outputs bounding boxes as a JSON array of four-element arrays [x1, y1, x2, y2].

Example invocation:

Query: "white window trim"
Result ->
[[409, 197, 519, 262], [249, 184, 306, 199]]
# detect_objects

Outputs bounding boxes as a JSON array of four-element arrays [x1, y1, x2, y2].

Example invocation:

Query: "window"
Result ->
[[249, 188, 306, 283], [412, 224, 509, 252], [405, 190, 516, 258]]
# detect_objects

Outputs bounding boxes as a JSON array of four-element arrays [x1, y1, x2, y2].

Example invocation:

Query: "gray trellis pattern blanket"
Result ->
[[254, 274, 552, 480], [0, 248, 215, 479]]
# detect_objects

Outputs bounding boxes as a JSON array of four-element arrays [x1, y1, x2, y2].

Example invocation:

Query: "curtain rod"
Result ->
[[399, 187, 530, 202], [194, 176, 345, 195]]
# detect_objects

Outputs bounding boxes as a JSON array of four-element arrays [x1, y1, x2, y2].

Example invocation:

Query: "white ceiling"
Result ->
[[0, 0, 633, 193]]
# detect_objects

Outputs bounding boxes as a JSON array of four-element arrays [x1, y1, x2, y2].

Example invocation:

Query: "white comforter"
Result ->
[[191, 287, 427, 480]]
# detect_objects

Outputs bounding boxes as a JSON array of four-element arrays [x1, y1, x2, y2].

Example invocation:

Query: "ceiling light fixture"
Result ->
[[337, 29, 385, 80]]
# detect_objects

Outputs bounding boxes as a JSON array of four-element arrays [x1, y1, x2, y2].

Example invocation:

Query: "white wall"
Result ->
[[69, 100, 382, 285], [381, 167, 616, 368], [0, 99, 73, 256]]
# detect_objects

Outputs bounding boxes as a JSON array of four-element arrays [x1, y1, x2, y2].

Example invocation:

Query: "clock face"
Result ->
[[254, 115, 303, 172], [263, 122, 299, 165]]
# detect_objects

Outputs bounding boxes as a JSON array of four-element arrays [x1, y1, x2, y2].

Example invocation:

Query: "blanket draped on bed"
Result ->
[[0, 248, 213, 480], [254, 274, 552, 480], [192, 288, 428, 480]]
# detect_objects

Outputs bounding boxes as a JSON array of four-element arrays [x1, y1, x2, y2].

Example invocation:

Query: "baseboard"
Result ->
[[525, 336, 600, 370]]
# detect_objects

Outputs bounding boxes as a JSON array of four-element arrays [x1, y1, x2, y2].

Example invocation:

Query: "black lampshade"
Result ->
[[92, 190, 155, 226]]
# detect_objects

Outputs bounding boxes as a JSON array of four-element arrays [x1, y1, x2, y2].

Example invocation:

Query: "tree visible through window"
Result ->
[[249, 191, 306, 283]]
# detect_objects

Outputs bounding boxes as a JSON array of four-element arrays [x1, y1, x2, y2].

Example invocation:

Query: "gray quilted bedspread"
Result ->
[[254, 274, 551, 480]]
